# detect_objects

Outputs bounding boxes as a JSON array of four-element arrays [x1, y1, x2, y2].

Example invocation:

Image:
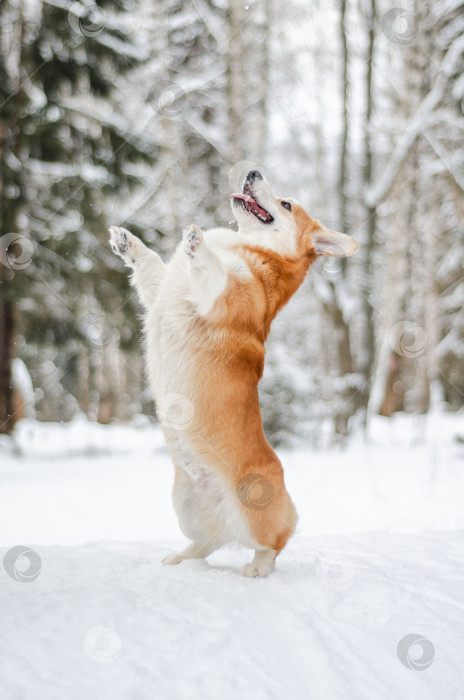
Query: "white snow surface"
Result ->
[[1, 413, 464, 699]]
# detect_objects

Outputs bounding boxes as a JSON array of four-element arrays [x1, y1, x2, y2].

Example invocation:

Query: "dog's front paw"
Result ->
[[242, 560, 275, 578], [109, 225, 145, 267], [183, 224, 203, 259], [109, 225, 130, 256], [162, 552, 184, 566]]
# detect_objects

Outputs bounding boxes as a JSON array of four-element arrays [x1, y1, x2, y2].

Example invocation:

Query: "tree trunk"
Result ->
[[372, 0, 433, 419], [252, 0, 271, 160], [0, 298, 14, 434], [361, 0, 377, 408], [379, 351, 404, 417], [325, 285, 355, 436], [338, 0, 349, 237], [227, 0, 245, 164]]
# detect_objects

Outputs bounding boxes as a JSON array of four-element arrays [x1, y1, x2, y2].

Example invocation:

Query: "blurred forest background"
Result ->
[[0, 0, 463, 445]]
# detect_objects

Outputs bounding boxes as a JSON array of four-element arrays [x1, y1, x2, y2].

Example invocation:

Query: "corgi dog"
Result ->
[[109, 170, 357, 577]]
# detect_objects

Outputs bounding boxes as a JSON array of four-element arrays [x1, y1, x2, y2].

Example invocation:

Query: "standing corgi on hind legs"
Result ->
[[109, 169, 358, 577]]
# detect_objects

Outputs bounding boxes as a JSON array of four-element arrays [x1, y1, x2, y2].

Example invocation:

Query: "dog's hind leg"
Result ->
[[162, 540, 218, 566], [242, 549, 277, 578], [109, 225, 165, 308], [183, 224, 228, 316], [237, 463, 298, 577]]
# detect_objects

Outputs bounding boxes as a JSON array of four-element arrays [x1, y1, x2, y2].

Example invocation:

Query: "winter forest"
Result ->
[[1, 0, 463, 443], [2, 2, 464, 697]]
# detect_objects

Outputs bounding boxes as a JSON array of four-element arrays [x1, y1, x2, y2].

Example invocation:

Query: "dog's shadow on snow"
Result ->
[[163, 559, 240, 576], [160, 554, 257, 578]]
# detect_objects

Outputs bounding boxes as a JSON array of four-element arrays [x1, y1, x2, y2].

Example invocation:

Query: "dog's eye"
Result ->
[[281, 201, 292, 212]]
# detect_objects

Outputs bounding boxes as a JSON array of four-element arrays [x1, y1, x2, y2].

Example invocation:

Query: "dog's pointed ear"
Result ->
[[311, 230, 358, 257]]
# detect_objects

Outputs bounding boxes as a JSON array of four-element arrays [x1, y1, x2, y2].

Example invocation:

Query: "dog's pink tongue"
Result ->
[[231, 193, 253, 202]]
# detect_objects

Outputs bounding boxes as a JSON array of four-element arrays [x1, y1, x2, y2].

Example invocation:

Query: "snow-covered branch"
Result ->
[[365, 75, 446, 208], [25, 159, 112, 183], [423, 130, 464, 193]]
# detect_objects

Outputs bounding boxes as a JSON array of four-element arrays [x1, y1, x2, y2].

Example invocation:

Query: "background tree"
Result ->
[[1, 0, 463, 442], [0, 0, 154, 431]]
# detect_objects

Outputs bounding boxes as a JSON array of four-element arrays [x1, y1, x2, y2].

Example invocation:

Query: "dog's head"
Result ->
[[231, 170, 358, 259]]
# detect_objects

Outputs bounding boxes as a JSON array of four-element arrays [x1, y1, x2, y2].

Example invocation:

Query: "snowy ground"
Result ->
[[1, 414, 464, 699]]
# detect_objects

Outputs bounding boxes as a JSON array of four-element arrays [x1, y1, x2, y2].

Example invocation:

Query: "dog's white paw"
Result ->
[[109, 225, 141, 265], [162, 552, 184, 566], [110, 225, 129, 256], [184, 224, 203, 258], [242, 560, 275, 578]]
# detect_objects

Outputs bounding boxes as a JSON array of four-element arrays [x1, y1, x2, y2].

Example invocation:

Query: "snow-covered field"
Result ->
[[1, 414, 464, 699]]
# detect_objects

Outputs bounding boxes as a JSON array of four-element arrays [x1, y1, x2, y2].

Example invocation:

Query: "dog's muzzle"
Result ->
[[231, 170, 274, 224]]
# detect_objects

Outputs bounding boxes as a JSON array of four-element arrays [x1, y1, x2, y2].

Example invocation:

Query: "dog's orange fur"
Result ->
[[110, 184, 358, 574], [184, 205, 322, 554]]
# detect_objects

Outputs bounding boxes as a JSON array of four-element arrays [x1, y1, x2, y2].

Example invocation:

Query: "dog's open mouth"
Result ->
[[231, 184, 274, 224]]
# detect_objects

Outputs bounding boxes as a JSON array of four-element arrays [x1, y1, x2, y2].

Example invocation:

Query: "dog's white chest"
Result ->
[[165, 431, 205, 481]]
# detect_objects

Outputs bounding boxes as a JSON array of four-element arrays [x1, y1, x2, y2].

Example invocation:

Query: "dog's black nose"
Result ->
[[246, 170, 263, 182]]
